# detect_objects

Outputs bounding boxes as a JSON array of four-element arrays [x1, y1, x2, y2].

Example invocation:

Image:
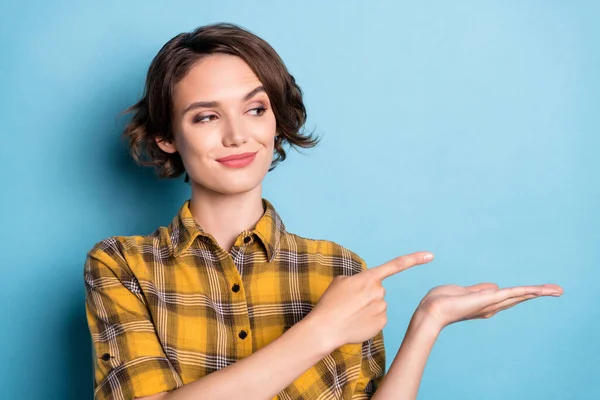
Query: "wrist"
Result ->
[[410, 308, 444, 337], [297, 313, 340, 355]]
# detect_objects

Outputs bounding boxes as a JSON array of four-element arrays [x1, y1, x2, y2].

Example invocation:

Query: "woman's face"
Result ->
[[158, 54, 277, 195]]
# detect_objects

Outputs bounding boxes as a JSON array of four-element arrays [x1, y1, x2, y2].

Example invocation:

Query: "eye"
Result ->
[[248, 106, 267, 116], [192, 114, 218, 124]]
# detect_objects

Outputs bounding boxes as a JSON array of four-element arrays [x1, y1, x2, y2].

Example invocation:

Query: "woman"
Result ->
[[84, 23, 563, 400]]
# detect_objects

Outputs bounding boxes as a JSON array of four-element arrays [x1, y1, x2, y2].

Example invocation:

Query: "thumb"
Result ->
[[466, 282, 499, 292]]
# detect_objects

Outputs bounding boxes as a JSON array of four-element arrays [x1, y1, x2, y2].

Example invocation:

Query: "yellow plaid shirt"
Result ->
[[84, 198, 386, 399]]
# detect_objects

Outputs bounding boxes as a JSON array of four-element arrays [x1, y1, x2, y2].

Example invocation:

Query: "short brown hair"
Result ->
[[121, 22, 319, 181]]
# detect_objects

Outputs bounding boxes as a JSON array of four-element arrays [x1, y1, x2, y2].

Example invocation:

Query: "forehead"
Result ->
[[173, 54, 263, 106]]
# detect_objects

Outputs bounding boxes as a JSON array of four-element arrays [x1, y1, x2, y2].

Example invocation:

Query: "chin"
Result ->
[[213, 181, 262, 195], [195, 173, 265, 196], [190, 157, 272, 195], [213, 182, 260, 196]]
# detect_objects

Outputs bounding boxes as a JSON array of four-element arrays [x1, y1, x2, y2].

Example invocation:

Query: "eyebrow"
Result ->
[[181, 86, 266, 116]]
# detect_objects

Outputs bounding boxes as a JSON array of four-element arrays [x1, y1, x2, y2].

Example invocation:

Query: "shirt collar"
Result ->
[[169, 198, 285, 262]]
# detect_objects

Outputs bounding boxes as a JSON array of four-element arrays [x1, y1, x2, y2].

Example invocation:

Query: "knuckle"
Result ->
[[393, 257, 405, 271], [362, 273, 375, 284], [357, 274, 370, 288], [381, 301, 388, 312], [371, 287, 385, 302]]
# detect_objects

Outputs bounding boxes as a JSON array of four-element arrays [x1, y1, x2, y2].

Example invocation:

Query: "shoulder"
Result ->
[[84, 225, 172, 279], [281, 231, 367, 276]]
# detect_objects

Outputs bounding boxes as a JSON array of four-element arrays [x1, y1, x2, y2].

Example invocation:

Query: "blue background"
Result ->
[[1, 1, 598, 398]]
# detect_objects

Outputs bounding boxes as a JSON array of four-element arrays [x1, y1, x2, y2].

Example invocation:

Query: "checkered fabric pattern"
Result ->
[[84, 198, 385, 399]]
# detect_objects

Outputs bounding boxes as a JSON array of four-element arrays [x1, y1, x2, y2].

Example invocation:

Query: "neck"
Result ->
[[188, 183, 265, 252]]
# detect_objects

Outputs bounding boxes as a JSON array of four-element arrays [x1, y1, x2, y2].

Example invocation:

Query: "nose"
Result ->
[[221, 115, 247, 147]]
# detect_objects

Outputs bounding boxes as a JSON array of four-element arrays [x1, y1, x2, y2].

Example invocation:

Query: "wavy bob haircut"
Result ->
[[122, 22, 319, 181]]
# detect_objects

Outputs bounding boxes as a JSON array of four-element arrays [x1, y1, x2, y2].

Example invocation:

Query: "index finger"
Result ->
[[364, 252, 434, 281]]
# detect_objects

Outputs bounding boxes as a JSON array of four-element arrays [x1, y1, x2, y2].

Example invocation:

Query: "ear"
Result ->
[[155, 136, 177, 154]]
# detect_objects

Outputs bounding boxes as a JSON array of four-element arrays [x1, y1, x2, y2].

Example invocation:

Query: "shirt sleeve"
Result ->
[[351, 256, 387, 399], [351, 330, 386, 399], [84, 241, 183, 399]]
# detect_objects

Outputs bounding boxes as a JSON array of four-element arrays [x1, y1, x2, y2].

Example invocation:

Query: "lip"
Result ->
[[215, 151, 258, 169], [215, 151, 258, 162]]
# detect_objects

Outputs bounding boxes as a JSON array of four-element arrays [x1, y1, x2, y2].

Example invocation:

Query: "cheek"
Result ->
[[255, 118, 277, 170], [176, 132, 215, 166], [260, 115, 278, 146]]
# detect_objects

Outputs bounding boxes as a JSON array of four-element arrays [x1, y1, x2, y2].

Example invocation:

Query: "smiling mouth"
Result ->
[[215, 151, 258, 162], [215, 151, 259, 168]]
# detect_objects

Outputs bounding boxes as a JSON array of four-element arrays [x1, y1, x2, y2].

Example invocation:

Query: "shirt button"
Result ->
[[243, 236, 251, 244], [100, 353, 111, 361], [232, 284, 240, 293], [238, 330, 248, 340]]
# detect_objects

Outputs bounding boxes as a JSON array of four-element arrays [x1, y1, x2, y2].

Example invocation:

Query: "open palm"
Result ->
[[416, 282, 563, 329]]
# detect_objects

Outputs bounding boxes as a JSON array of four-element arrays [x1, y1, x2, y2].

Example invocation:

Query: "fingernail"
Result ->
[[424, 254, 433, 262]]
